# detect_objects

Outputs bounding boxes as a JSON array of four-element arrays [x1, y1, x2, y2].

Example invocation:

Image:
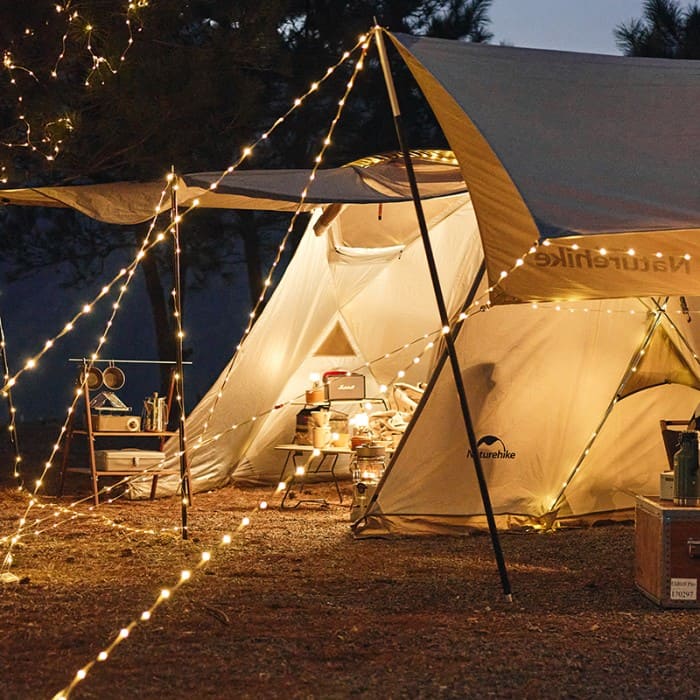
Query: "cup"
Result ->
[[313, 426, 331, 448]]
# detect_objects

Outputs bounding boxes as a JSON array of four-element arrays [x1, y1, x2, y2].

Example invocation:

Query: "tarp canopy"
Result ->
[[387, 30, 700, 304], [0, 151, 466, 225]]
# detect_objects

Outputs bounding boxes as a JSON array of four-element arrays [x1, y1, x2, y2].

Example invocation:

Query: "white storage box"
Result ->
[[94, 449, 165, 472]]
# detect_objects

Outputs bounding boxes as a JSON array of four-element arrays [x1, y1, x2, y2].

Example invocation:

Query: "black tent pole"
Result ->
[[169, 171, 191, 540], [374, 26, 512, 600]]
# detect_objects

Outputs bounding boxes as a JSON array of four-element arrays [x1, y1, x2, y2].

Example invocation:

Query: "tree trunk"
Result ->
[[140, 251, 175, 393], [239, 212, 263, 308]]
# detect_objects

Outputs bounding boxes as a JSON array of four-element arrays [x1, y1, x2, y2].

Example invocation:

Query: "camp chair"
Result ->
[[659, 419, 690, 470]]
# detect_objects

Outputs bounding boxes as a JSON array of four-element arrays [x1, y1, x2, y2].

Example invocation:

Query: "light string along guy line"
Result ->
[[1, 32, 370, 569], [1, 2, 147, 181]]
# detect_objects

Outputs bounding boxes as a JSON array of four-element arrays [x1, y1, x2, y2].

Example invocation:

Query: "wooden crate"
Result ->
[[635, 495, 700, 608]]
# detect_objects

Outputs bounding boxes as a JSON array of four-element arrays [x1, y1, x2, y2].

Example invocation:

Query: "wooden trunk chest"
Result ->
[[635, 495, 700, 608]]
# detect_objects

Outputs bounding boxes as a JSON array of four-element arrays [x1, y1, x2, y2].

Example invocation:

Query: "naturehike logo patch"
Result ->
[[533, 247, 691, 274], [467, 435, 516, 460]]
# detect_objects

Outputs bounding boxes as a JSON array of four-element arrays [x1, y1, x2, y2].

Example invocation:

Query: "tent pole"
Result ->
[[169, 171, 191, 540], [374, 27, 512, 600]]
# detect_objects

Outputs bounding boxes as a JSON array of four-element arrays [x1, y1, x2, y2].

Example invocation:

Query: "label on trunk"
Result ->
[[670, 578, 697, 600]]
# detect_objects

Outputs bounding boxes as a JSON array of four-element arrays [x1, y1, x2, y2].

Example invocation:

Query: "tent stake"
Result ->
[[374, 26, 512, 600], [170, 171, 192, 540]]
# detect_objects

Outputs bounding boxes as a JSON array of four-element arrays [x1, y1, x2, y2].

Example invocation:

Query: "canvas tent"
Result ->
[[4, 29, 700, 532]]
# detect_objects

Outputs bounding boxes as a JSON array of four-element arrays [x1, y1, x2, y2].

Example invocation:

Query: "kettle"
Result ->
[[142, 392, 168, 432]]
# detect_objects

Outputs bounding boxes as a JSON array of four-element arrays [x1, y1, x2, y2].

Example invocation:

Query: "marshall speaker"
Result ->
[[324, 371, 366, 401]]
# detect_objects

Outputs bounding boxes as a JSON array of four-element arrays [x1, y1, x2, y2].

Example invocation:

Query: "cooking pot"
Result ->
[[355, 444, 386, 458]]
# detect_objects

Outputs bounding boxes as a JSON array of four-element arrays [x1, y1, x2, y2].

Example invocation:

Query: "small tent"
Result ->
[[155, 153, 482, 488]]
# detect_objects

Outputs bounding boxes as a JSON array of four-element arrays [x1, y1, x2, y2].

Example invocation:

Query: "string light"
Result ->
[[1, 2, 146, 176], [4, 38, 380, 690]]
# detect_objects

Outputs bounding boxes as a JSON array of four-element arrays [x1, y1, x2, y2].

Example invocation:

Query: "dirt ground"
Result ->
[[1, 423, 699, 700]]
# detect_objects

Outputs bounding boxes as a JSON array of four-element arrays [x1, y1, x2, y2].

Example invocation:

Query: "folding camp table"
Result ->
[[274, 443, 350, 509]]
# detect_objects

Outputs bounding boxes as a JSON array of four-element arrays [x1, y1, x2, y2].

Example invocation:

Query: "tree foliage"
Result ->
[[614, 0, 700, 58]]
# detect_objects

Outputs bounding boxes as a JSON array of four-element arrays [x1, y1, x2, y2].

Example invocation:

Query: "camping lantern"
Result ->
[[350, 480, 378, 522], [351, 444, 386, 483], [350, 444, 385, 522]]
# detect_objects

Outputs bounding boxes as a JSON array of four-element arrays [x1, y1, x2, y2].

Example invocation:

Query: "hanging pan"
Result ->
[[80, 366, 103, 391], [102, 362, 125, 391]]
